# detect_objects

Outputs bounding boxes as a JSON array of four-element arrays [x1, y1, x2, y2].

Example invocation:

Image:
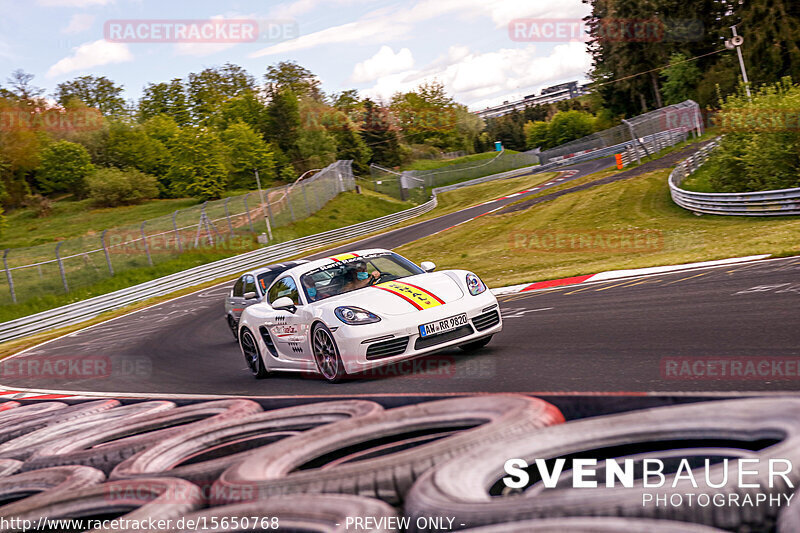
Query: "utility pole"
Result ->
[[254, 169, 273, 242], [727, 26, 751, 99]]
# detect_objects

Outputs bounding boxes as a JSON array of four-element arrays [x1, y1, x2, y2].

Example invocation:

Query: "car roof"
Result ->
[[279, 248, 394, 279], [245, 260, 309, 278]]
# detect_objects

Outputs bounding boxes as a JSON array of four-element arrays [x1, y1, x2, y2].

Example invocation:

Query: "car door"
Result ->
[[227, 276, 246, 321], [266, 276, 311, 361]]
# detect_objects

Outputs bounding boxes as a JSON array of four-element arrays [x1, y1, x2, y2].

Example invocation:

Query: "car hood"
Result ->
[[324, 272, 465, 316]]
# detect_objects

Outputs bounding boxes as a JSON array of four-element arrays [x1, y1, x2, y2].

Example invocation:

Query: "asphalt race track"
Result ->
[[3, 157, 799, 397]]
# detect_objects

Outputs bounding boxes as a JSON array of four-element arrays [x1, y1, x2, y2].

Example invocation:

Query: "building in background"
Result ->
[[475, 81, 590, 119]]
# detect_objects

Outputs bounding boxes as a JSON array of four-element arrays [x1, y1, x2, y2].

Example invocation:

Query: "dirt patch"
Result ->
[[496, 141, 713, 215]]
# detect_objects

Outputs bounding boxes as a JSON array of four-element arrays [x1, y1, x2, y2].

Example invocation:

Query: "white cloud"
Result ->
[[46, 39, 133, 78], [268, 0, 373, 20], [62, 14, 95, 34], [360, 42, 591, 109], [251, 0, 588, 57], [250, 15, 408, 58], [351, 46, 414, 84], [37, 0, 113, 6]]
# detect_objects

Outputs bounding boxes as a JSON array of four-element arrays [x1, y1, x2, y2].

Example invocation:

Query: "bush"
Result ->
[[36, 140, 95, 197], [706, 78, 800, 192], [86, 167, 159, 207]]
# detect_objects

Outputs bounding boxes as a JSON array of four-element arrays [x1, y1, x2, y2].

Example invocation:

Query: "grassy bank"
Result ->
[[0, 190, 411, 323], [397, 166, 800, 287], [402, 151, 514, 172]]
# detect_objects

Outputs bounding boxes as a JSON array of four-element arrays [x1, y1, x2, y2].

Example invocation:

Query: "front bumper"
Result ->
[[333, 295, 502, 375]]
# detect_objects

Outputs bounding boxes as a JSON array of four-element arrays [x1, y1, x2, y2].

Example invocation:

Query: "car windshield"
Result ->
[[300, 252, 424, 302]]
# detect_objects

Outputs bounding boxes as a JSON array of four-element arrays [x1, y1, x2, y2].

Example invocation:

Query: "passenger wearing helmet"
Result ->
[[342, 260, 380, 293]]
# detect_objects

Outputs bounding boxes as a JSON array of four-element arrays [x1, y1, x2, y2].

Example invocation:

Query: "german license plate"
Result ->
[[419, 313, 468, 337]]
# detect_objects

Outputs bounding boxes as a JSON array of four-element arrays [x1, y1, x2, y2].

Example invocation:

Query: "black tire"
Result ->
[[239, 327, 269, 378], [227, 315, 238, 342], [0, 401, 175, 461], [458, 518, 730, 532], [0, 459, 21, 477], [173, 494, 399, 532], [110, 400, 383, 486], [0, 465, 105, 517], [213, 395, 564, 506], [458, 335, 492, 352], [0, 477, 203, 533], [0, 400, 119, 445], [22, 400, 262, 475], [404, 398, 800, 532], [311, 322, 346, 383]]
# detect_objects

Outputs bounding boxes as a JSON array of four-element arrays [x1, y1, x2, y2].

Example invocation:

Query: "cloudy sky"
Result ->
[[0, 0, 592, 111]]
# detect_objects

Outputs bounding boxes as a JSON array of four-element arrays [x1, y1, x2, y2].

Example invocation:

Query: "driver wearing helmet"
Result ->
[[342, 260, 380, 293]]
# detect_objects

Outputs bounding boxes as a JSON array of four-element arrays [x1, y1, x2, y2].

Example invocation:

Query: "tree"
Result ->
[[524, 121, 550, 150], [266, 88, 301, 161], [55, 76, 127, 117], [5, 70, 44, 101], [105, 122, 172, 193], [734, 0, 800, 88], [660, 53, 702, 105], [186, 63, 255, 124], [265, 61, 323, 100], [360, 99, 402, 167], [546, 110, 596, 148], [215, 90, 270, 136], [220, 122, 275, 189], [166, 128, 228, 200], [36, 141, 95, 196], [142, 114, 181, 147], [138, 79, 190, 125]]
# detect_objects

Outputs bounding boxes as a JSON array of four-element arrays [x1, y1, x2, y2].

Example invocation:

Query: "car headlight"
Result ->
[[335, 306, 381, 325], [466, 273, 487, 296]]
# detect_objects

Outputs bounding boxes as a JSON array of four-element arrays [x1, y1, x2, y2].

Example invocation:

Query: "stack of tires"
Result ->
[[0, 396, 798, 532]]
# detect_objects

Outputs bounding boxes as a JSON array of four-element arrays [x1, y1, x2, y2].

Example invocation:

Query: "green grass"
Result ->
[[679, 163, 718, 192], [396, 167, 800, 287], [402, 151, 517, 172], [0, 190, 411, 323], [1, 196, 202, 249]]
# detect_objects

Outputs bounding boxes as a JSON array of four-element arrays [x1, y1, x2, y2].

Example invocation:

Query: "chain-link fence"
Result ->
[[367, 150, 540, 202], [538, 100, 704, 164], [0, 160, 354, 307]]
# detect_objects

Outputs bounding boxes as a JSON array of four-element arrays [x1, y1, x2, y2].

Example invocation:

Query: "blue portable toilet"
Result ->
[[494, 141, 503, 152]]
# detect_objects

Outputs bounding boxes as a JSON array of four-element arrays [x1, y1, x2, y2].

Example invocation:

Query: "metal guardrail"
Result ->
[[0, 198, 437, 343], [669, 140, 800, 216]]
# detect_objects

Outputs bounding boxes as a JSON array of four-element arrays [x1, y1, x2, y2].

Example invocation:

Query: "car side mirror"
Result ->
[[420, 261, 436, 273], [271, 296, 296, 313], [243, 291, 257, 300]]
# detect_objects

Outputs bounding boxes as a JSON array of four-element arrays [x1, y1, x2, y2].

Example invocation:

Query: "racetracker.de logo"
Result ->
[[661, 357, 800, 380], [508, 18, 703, 43], [0, 108, 103, 132], [0, 355, 151, 380], [509, 230, 663, 254], [104, 19, 298, 43]]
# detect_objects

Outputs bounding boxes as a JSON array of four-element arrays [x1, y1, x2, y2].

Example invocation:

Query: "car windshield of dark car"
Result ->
[[300, 253, 423, 301]]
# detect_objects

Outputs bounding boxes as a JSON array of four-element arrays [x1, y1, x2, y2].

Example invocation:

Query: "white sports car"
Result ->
[[236, 248, 502, 382]]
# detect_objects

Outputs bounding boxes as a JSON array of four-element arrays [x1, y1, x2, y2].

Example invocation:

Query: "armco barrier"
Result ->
[[0, 198, 437, 344], [669, 140, 800, 216]]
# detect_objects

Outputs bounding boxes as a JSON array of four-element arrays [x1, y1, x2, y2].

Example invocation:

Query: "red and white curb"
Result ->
[[491, 254, 772, 296]]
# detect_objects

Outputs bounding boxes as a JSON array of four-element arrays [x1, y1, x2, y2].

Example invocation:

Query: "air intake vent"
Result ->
[[366, 337, 409, 360]]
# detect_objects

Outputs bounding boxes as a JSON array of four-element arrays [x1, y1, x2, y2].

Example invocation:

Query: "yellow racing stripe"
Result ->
[[375, 281, 444, 310]]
